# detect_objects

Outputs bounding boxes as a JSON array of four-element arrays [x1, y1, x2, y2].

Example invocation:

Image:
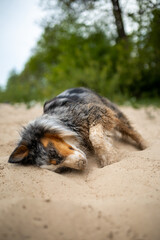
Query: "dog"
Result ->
[[8, 87, 147, 172]]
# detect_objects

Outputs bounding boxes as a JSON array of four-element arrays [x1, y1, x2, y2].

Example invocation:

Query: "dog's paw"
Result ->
[[139, 140, 148, 150], [99, 149, 118, 167]]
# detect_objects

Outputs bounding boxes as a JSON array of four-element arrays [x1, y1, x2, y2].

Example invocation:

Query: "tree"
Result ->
[[1, 0, 160, 104], [56, 0, 127, 40], [110, 0, 126, 40]]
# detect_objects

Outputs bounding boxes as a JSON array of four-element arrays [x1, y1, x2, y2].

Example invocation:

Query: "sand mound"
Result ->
[[0, 104, 160, 240]]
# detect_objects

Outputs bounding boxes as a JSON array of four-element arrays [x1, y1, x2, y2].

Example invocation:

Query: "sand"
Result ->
[[0, 103, 160, 240]]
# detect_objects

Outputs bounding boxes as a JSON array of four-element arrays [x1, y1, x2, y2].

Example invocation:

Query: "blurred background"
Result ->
[[0, 0, 160, 106]]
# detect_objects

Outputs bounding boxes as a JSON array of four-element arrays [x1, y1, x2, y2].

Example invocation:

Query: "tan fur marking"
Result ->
[[50, 160, 57, 165], [41, 133, 74, 157], [89, 124, 117, 166], [13, 145, 28, 159]]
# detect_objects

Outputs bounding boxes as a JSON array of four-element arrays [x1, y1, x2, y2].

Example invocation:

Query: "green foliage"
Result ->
[[1, 5, 160, 105]]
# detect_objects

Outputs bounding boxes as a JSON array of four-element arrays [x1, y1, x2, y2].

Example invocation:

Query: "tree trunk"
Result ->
[[111, 0, 127, 40]]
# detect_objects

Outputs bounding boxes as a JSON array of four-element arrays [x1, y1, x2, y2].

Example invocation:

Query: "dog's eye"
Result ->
[[50, 159, 57, 165], [69, 146, 74, 150]]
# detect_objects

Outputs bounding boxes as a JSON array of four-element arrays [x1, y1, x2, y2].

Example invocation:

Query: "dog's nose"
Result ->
[[78, 159, 87, 170]]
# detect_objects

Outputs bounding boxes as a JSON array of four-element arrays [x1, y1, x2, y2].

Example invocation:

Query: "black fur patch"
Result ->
[[47, 142, 64, 165], [68, 88, 85, 95], [44, 89, 86, 113]]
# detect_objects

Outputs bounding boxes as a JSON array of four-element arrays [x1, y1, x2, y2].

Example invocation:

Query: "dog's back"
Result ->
[[44, 87, 118, 115], [44, 87, 128, 125], [44, 88, 99, 112]]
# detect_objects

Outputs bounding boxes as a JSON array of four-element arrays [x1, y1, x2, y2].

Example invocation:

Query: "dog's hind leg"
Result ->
[[101, 97, 147, 150], [115, 118, 147, 150]]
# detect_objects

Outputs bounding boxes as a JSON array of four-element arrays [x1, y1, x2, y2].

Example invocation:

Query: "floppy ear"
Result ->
[[8, 145, 29, 163]]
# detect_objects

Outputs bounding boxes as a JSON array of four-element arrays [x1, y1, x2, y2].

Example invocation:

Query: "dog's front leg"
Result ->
[[89, 124, 117, 167]]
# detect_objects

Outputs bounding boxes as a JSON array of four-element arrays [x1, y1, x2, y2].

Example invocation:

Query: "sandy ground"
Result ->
[[0, 104, 160, 240]]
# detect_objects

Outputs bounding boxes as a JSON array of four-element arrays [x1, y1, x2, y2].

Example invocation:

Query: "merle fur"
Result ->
[[9, 87, 144, 168]]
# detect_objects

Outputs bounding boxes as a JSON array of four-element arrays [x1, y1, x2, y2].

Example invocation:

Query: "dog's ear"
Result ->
[[8, 145, 29, 163]]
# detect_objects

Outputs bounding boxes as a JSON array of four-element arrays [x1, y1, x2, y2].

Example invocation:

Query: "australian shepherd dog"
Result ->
[[8, 87, 147, 172]]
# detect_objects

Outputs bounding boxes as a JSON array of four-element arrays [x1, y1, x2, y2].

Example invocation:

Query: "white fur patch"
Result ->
[[58, 90, 70, 97], [58, 89, 86, 98], [62, 149, 87, 170], [29, 114, 77, 137]]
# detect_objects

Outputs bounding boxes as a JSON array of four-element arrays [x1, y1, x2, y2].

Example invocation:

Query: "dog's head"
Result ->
[[8, 115, 85, 169]]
